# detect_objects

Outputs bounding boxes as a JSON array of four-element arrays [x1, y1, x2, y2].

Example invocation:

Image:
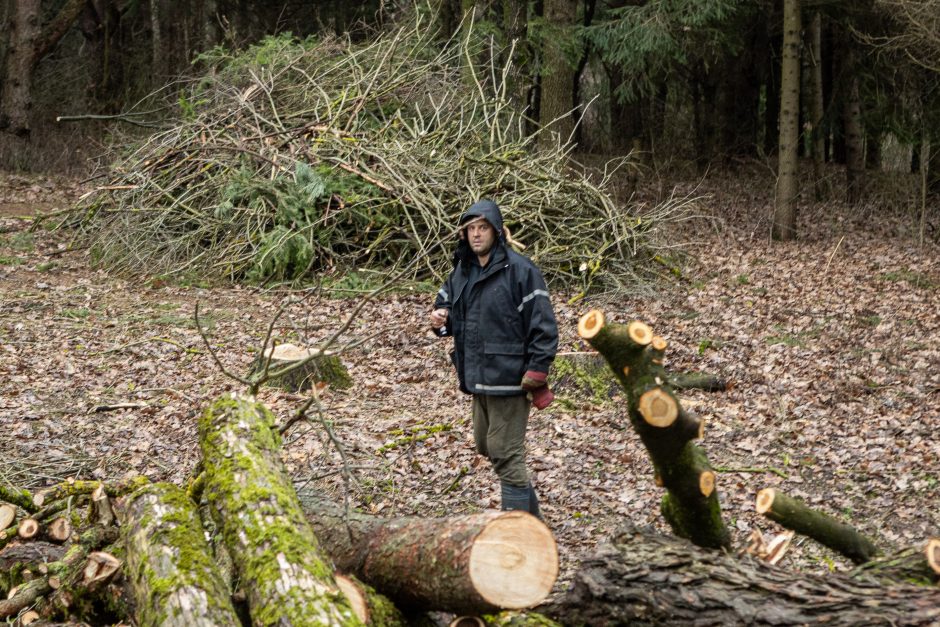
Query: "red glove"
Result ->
[[521, 370, 553, 410]]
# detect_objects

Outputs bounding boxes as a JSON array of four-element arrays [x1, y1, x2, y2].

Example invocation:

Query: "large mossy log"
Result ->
[[577, 311, 729, 549], [121, 481, 241, 626], [756, 488, 880, 564], [299, 493, 558, 614], [546, 524, 940, 626], [199, 393, 360, 626]]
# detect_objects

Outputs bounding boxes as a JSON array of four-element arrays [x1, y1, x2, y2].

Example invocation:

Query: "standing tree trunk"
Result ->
[[843, 46, 864, 204], [772, 0, 801, 241], [538, 0, 578, 149], [1, 0, 41, 137], [808, 11, 826, 200]]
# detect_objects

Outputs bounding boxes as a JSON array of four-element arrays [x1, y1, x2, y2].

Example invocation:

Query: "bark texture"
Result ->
[[577, 311, 729, 549], [538, 0, 578, 148], [300, 493, 558, 614], [199, 393, 360, 626], [772, 0, 801, 240], [547, 524, 940, 626], [121, 481, 240, 626]]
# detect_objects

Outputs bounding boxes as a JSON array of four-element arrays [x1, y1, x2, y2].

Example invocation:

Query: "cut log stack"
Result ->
[[577, 310, 729, 549]]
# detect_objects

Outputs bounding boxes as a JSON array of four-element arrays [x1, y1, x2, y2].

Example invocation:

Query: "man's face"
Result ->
[[464, 219, 496, 257]]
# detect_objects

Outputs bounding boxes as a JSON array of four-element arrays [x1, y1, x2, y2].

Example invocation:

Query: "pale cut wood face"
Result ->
[[469, 512, 558, 609]]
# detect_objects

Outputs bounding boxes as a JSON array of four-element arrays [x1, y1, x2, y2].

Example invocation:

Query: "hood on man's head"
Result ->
[[458, 199, 504, 240]]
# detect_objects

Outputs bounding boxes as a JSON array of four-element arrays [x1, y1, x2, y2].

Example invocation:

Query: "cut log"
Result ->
[[336, 574, 406, 626], [19, 609, 39, 624], [0, 486, 36, 513], [121, 481, 241, 627], [668, 372, 728, 391], [200, 393, 359, 625], [0, 504, 15, 532], [300, 492, 558, 614], [17, 519, 39, 540], [82, 552, 121, 587], [545, 523, 940, 626], [249, 343, 352, 392], [577, 310, 730, 549], [0, 542, 65, 571], [849, 542, 940, 586], [89, 485, 114, 527], [32, 477, 150, 509], [46, 517, 71, 543], [929, 538, 940, 575], [756, 488, 879, 564]]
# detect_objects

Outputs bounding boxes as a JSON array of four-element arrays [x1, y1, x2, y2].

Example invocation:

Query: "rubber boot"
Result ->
[[528, 484, 542, 520], [500, 482, 531, 512]]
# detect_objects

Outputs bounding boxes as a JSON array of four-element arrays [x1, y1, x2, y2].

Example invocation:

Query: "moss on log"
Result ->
[[849, 542, 940, 586], [756, 488, 879, 564], [335, 574, 407, 626], [299, 493, 558, 614], [249, 343, 352, 392], [200, 393, 360, 626], [577, 310, 730, 549], [546, 523, 940, 626], [121, 481, 241, 626]]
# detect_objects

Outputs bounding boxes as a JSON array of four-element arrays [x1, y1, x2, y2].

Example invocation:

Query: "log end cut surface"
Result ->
[[469, 512, 557, 609], [577, 310, 605, 339]]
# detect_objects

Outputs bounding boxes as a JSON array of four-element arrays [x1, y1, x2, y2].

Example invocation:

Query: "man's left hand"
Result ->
[[521, 370, 547, 390]]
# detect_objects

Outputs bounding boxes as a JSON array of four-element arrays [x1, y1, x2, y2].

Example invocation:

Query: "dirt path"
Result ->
[[1, 176, 938, 594]]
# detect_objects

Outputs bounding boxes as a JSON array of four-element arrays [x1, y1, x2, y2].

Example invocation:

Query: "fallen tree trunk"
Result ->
[[199, 393, 361, 625], [577, 311, 729, 549], [300, 493, 558, 614], [546, 524, 940, 626], [121, 481, 241, 626]]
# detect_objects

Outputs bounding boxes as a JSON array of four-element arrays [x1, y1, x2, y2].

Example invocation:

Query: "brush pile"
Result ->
[[64, 16, 690, 290]]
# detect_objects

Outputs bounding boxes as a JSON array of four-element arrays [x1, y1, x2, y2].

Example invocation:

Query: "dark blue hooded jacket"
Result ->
[[433, 200, 559, 396]]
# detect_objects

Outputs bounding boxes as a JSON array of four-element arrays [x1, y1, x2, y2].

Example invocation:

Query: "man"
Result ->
[[430, 199, 559, 517]]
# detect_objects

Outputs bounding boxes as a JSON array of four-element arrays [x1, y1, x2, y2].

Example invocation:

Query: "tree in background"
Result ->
[[772, 0, 800, 240]]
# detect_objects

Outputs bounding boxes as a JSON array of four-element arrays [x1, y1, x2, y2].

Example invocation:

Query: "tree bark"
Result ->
[[538, 0, 578, 149], [577, 311, 730, 549], [199, 393, 361, 626], [808, 11, 826, 200], [546, 524, 940, 626], [300, 493, 558, 614], [1, 0, 41, 136], [772, 0, 801, 241], [843, 45, 864, 204], [121, 481, 241, 626]]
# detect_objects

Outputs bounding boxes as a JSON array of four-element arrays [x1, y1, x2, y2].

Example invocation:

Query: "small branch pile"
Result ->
[[63, 15, 690, 290]]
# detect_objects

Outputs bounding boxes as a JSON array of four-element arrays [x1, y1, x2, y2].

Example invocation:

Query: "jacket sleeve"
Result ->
[[432, 275, 453, 337], [519, 265, 558, 373]]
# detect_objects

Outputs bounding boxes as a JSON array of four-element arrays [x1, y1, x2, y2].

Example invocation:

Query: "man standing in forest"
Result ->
[[430, 199, 558, 517]]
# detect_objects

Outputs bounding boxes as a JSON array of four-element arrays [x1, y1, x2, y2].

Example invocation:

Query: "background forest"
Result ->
[[1, 0, 939, 245]]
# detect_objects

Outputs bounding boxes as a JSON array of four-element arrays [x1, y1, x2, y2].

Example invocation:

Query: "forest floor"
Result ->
[[1, 168, 938, 598]]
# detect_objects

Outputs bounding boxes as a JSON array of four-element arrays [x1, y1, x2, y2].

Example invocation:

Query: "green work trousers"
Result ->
[[471, 394, 531, 487]]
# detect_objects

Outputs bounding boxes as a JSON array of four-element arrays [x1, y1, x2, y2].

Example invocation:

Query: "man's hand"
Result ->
[[521, 370, 547, 390], [430, 308, 449, 329]]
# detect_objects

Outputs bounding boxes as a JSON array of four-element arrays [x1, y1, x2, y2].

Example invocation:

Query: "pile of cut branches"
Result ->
[[62, 14, 693, 291]]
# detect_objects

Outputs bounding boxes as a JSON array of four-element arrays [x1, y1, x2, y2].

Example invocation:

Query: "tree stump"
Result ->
[[249, 343, 352, 392]]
